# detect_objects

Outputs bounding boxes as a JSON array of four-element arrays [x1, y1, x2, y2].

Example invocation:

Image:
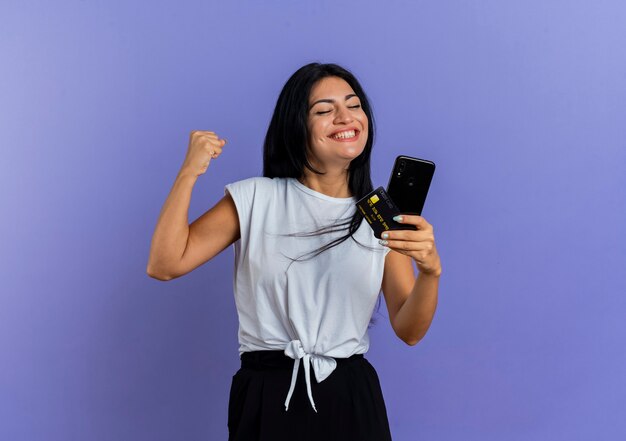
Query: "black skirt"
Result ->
[[228, 350, 393, 441]]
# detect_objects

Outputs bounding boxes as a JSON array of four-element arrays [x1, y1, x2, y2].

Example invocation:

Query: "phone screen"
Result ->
[[386, 156, 435, 215]]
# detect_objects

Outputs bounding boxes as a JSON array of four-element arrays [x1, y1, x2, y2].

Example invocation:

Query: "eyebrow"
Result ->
[[309, 94, 359, 110]]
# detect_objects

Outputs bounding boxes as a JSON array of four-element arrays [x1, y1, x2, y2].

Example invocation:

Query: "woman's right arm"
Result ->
[[146, 131, 239, 281]]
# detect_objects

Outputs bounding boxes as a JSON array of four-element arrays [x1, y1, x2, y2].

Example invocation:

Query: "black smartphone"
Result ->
[[386, 155, 436, 216]]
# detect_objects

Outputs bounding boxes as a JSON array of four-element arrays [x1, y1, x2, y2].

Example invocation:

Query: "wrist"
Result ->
[[419, 265, 442, 278], [177, 167, 200, 181]]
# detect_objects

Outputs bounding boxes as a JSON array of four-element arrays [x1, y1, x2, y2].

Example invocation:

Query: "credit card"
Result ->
[[356, 186, 417, 239]]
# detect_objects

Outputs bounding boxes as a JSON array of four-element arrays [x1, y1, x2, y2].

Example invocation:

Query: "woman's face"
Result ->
[[306, 76, 369, 169]]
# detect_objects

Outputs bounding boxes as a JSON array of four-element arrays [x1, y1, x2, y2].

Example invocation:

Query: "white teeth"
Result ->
[[331, 130, 356, 139]]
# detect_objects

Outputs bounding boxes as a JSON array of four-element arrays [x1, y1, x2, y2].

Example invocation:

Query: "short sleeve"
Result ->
[[224, 177, 268, 243]]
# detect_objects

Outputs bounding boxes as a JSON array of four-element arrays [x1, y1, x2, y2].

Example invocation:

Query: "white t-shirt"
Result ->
[[224, 176, 390, 411]]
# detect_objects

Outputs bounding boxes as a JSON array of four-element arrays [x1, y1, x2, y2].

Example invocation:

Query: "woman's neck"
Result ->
[[298, 171, 352, 198]]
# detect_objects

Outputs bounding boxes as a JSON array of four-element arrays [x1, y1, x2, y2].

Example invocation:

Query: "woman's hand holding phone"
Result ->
[[180, 130, 227, 177], [378, 214, 441, 276], [376, 155, 441, 276]]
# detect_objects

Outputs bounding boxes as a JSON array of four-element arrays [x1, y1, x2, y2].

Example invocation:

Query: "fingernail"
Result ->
[[379, 239, 388, 245], [393, 215, 403, 222], [381, 232, 389, 239]]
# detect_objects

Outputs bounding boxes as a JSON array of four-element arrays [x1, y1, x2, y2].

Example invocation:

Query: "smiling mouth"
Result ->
[[329, 129, 359, 141]]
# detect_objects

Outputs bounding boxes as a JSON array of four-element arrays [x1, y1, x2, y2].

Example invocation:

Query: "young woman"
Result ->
[[147, 63, 441, 441]]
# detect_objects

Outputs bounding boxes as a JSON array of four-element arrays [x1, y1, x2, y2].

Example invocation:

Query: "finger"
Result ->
[[209, 147, 223, 157], [386, 246, 432, 265], [379, 239, 432, 253], [393, 214, 431, 229], [191, 130, 216, 138], [208, 137, 226, 147], [380, 229, 432, 242]]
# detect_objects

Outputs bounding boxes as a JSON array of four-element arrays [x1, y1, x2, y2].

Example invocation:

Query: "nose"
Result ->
[[333, 105, 354, 124]]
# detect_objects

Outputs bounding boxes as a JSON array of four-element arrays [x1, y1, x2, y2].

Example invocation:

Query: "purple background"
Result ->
[[2, 1, 625, 440]]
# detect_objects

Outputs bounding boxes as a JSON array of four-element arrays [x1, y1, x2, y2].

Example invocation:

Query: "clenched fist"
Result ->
[[180, 130, 227, 177]]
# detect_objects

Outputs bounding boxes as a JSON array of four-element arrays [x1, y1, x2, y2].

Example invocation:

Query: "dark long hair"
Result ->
[[263, 62, 379, 262]]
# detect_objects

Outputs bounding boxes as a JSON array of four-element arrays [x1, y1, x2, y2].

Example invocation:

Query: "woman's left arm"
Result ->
[[380, 215, 442, 346]]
